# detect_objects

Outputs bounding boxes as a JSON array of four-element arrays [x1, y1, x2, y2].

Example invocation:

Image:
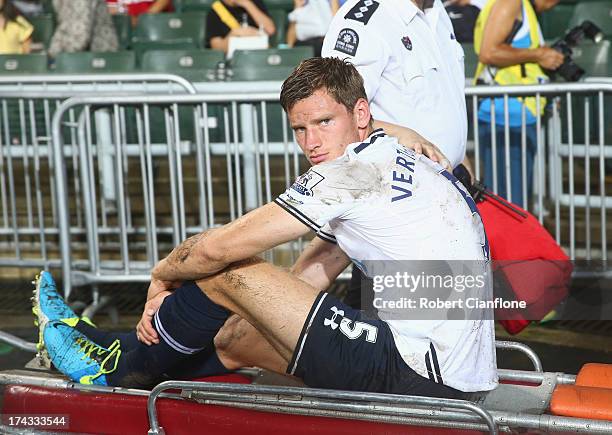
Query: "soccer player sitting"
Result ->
[[35, 57, 497, 399]]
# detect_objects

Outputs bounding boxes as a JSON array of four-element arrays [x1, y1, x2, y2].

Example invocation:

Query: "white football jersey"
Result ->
[[275, 130, 498, 392]]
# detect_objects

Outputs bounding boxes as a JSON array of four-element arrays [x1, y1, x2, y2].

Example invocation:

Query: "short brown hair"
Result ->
[[280, 57, 368, 113]]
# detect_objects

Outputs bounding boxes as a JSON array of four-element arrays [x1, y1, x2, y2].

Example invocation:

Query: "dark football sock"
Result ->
[[106, 281, 230, 388], [167, 346, 232, 379], [74, 322, 140, 350]]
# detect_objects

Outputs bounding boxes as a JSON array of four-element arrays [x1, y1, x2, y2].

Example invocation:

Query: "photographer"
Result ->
[[473, 0, 563, 205]]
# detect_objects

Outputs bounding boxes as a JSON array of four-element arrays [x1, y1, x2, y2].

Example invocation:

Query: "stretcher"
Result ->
[[1, 341, 611, 434]]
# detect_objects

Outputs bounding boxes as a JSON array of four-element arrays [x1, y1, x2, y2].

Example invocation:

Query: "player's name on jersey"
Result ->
[[391, 147, 416, 203]]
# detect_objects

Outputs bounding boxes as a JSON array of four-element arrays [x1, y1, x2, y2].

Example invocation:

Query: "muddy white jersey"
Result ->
[[275, 130, 498, 392]]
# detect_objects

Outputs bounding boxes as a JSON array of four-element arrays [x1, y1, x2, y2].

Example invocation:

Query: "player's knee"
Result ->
[[214, 315, 241, 350], [214, 315, 246, 370]]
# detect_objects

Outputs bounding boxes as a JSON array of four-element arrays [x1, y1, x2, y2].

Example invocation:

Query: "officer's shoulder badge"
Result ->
[[344, 0, 379, 25], [334, 28, 359, 56]]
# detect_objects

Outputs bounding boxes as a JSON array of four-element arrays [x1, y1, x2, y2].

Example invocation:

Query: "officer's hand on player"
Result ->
[[372, 120, 452, 170], [137, 290, 173, 345], [408, 140, 452, 171]]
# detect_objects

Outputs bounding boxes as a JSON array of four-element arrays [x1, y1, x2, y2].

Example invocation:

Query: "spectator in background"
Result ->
[[474, 0, 563, 204], [49, 0, 119, 57], [287, 0, 339, 56], [205, 0, 275, 54], [444, 0, 485, 42], [0, 0, 32, 54], [106, 0, 173, 26]]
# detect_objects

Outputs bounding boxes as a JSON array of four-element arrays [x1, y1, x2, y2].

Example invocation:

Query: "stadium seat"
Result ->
[[112, 14, 133, 50], [231, 47, 313, 80], [53, 51, 136, 73], [179, 0, 214, 13], [41, 0, 54, 14], [140, 49, 224, 81], [568, 1, 612, 37], [132, 13, 207, 47], [231, 47, 312, 144], [540, 4, 575, 40], [29, 14, 55, 49], [0, 54, 48, 74], [263, 0, 293, 13], [572, 39, 611, 78], [461, 42, 479, 80], [269, 9, 288, 47], [133, 40, 199, 65]]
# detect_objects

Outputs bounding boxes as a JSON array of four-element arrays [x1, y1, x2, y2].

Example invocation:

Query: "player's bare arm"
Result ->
[[151, 202, 311, 285], [136, 203, 312, 343], [139, 223, 349, 345]]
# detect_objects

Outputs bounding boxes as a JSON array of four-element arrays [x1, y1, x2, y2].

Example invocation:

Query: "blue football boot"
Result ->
[[32, 271, 76, 326], [32, 271, 94, 367], [42, 320, 121, 385]]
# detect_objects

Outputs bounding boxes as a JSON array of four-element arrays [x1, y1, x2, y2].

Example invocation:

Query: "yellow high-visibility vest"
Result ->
[[473, 0, 547, 117], [212, 1, 241, 30]]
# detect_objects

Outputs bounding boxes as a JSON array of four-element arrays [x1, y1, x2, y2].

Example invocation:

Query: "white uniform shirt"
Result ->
[[275, 130, 498, 392], [322, 0, 468, 168]]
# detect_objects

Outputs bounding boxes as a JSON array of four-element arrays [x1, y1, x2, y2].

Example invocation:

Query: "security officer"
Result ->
[[322, 0, 468, 169], [322, 0, 471, 309]]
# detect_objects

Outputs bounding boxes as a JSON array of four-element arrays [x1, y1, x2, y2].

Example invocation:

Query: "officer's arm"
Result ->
[[291, 237, 351, 291], [151, 202, 311, 283], [373, 119, 452, 170]]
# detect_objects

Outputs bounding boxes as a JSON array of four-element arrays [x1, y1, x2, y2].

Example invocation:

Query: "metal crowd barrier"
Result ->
[[466, 82, 610, 264], [46, 82, 612, 297], [0, 74, 196, 273], [49, 92, 306, 297]]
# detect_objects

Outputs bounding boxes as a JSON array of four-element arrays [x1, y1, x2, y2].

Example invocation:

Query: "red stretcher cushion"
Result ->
[[576, 363, 612, 389], [550, 384, 612, 421]]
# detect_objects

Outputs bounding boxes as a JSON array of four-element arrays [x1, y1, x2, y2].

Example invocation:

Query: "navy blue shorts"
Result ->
[[287, 292, 467, 399]]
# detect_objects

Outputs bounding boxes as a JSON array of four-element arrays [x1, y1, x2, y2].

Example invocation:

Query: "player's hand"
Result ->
[[136, 290, 172, 345], [536, 47, 564, 71]]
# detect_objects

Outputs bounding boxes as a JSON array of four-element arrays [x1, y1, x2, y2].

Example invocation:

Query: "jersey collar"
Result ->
[[346, 128, 386, 155]]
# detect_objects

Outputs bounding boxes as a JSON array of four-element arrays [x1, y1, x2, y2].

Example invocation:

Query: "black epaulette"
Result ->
[[344, 0, 379, 25]]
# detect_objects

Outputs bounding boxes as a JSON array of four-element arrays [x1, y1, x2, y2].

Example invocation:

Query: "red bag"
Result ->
[[477, 195, 572, 334]]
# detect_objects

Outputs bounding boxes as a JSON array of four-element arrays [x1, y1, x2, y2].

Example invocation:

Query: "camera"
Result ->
[[547, 20, 604, 82]]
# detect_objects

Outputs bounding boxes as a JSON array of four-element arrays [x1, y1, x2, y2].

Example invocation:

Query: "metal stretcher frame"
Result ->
[[0, 341, 610, 435]]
